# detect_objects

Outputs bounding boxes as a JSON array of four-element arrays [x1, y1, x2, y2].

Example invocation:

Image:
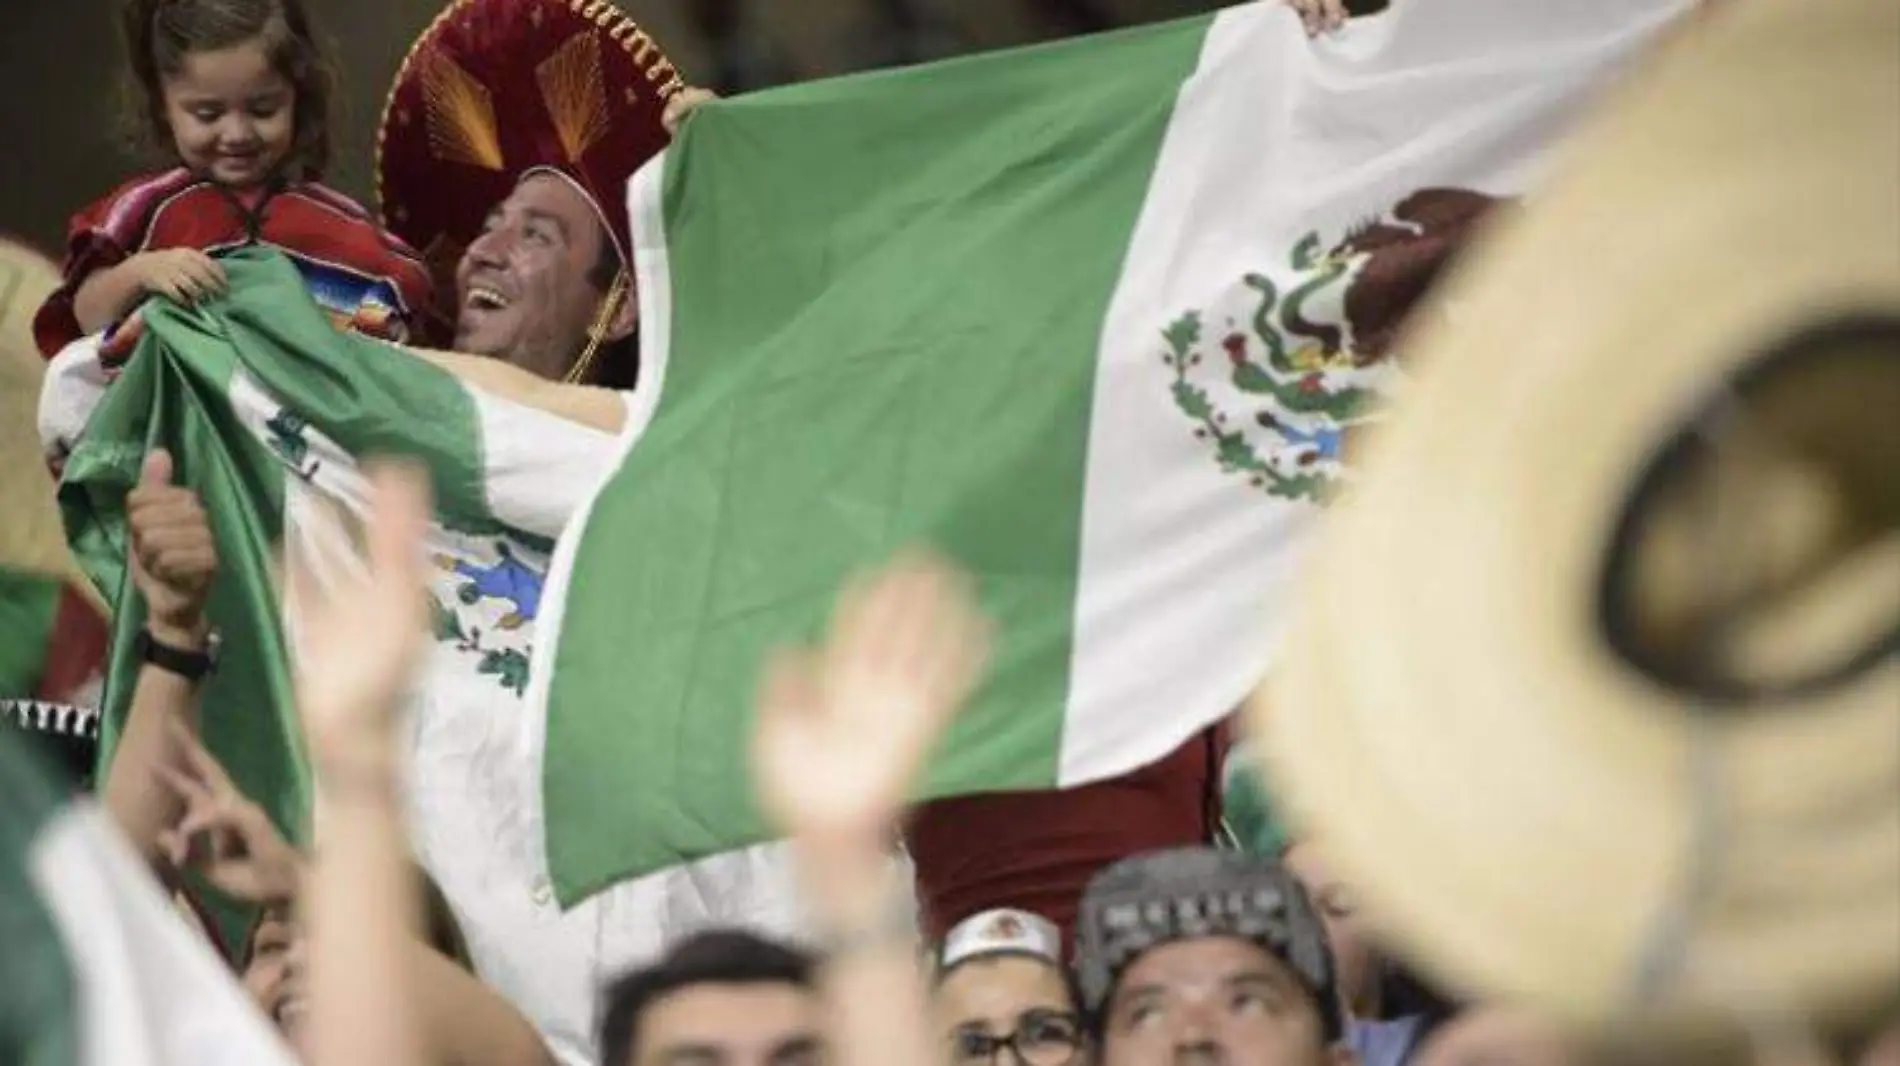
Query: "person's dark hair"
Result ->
[[582, 237, 641, 389], [418, 866, 473, 972], [585, 235, 621, 293], [598, 930, 816, 1066], [118, 0, 336, 178]]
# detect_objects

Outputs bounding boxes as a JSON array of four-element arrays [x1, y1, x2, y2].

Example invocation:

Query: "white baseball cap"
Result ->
[[939, 908, 1064, 973]]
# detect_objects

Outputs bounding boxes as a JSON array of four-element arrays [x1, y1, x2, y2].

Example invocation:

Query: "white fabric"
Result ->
[[38, 342, 819, 1066], [250, 371, 815, 1066], [1062, 0, 1690, 784], [38, 336, 111, 466], [29, 804, 299, 1066]]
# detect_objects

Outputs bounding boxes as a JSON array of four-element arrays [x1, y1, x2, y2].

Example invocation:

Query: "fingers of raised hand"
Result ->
[[363, 461, 431, 618], [129, 503, 217, 586], [663, 87, 717, 135], [167, 718, 238, 794], [157, 760, 219, 817], [756, 648, 822, 753], [824, 552, 989, 733], [140, 449, 174, 488], [1286, 0, 1345, 36], [290, 460, 434, 753]]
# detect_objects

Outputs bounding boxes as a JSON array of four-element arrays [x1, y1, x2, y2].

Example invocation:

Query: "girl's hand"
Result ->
[[131, 248, 228, 306]]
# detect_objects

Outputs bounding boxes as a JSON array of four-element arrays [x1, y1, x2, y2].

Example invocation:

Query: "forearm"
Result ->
[[411, 945, 557, 1066], [72, 262, 146, 335], [801, 834, 941, 1066], [407, 347, 627, 433], [101, 622, 207, 869], [304, 762, 426, 1066]]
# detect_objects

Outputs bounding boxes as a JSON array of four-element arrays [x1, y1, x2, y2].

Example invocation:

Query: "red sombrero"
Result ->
[[376, 0, 685, 302]]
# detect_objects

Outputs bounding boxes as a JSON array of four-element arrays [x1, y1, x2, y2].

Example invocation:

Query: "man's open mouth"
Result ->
[[465, 286, 512, 312]]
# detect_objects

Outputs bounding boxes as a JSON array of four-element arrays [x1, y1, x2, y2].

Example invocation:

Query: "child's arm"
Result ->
[[406, 346, 628, 434], [72, 250, 227, 335]]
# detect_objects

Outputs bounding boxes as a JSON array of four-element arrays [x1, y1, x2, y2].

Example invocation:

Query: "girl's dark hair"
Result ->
[[118, 0, 335, 178]]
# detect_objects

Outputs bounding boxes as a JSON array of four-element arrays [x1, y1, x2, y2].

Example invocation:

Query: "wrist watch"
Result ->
[[135, 627, 221, 680]]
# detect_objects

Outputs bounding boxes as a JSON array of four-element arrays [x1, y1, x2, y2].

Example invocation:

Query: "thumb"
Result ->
[[141, 448, 174, 488]]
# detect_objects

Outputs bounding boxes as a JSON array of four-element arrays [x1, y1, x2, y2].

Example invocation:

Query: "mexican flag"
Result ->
[[52, 248, 805, 1052], [533, 0, 1690, 901], [55, 246, 618, 948], [0, 731, 297, 1065]]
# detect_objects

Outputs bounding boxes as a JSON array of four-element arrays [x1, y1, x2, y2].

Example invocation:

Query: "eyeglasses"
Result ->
[[948, 1010, 1085, 1066]]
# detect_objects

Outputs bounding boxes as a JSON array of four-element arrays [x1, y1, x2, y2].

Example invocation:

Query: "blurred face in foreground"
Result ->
[[242, 904, 308, 1049], [1102, 936, 1346, 1066], [630, 981, 824, 1066], [1284, 842, 1378, 1019], [938, 954, 1086, 1066]]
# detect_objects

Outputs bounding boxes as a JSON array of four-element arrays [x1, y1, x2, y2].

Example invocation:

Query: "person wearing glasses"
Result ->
[[937, 908, 1090, 1066]]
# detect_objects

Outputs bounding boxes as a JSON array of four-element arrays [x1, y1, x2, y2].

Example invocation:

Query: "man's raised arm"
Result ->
[[407, 346, 629, 435]]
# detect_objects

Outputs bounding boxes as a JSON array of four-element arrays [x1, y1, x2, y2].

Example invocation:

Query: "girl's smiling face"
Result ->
[[160, 38, 296, 187]]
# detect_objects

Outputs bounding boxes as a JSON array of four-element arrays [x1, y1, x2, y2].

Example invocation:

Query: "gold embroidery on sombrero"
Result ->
[[536, 32, 612, 163], [420, 50, 503, 171]]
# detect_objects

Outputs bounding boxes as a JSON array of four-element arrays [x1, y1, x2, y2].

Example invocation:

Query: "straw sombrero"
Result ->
[[1, 237, 108, 784], [0, 237, 87, 592], [1255, 0, 1899, 1040]]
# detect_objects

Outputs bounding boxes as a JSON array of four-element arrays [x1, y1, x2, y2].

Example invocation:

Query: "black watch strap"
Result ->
[[136, 628, 218, 680]]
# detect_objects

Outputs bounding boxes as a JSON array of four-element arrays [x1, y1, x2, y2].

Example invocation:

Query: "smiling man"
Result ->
[[451, 172, 638, 387], [377, 0, 703, 392], [370, 5, 803, 1065]]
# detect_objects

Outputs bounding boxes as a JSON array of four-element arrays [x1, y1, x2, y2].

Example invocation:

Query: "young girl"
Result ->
[[33, 0, 441, 359]]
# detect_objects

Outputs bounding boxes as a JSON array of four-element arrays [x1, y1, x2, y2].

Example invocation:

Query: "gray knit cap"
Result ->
[[1073, 846, 1342, 1040]]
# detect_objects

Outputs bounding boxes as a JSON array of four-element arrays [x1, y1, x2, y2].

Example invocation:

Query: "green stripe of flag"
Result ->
[[537, 0, 1690, 902], [541, 14, 1217, 901]]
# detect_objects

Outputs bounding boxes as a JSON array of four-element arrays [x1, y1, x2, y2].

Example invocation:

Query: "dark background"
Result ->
[[0, 0, 1382, 256]]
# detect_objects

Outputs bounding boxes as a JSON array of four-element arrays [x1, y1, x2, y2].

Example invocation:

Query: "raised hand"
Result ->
[[127, 449, 218, 644], [1286, 0, 1349, 36], [751, 552, 991, 850], [663, 86, 719, 136], [130, 248, 228, 307], [156, 719, 303, 905], [287, 462, 433, 776]]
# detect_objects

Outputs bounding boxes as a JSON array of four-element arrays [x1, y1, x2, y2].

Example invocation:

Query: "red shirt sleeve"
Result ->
[[31, 170, 192, 358], [33, 194, 129, 357]]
